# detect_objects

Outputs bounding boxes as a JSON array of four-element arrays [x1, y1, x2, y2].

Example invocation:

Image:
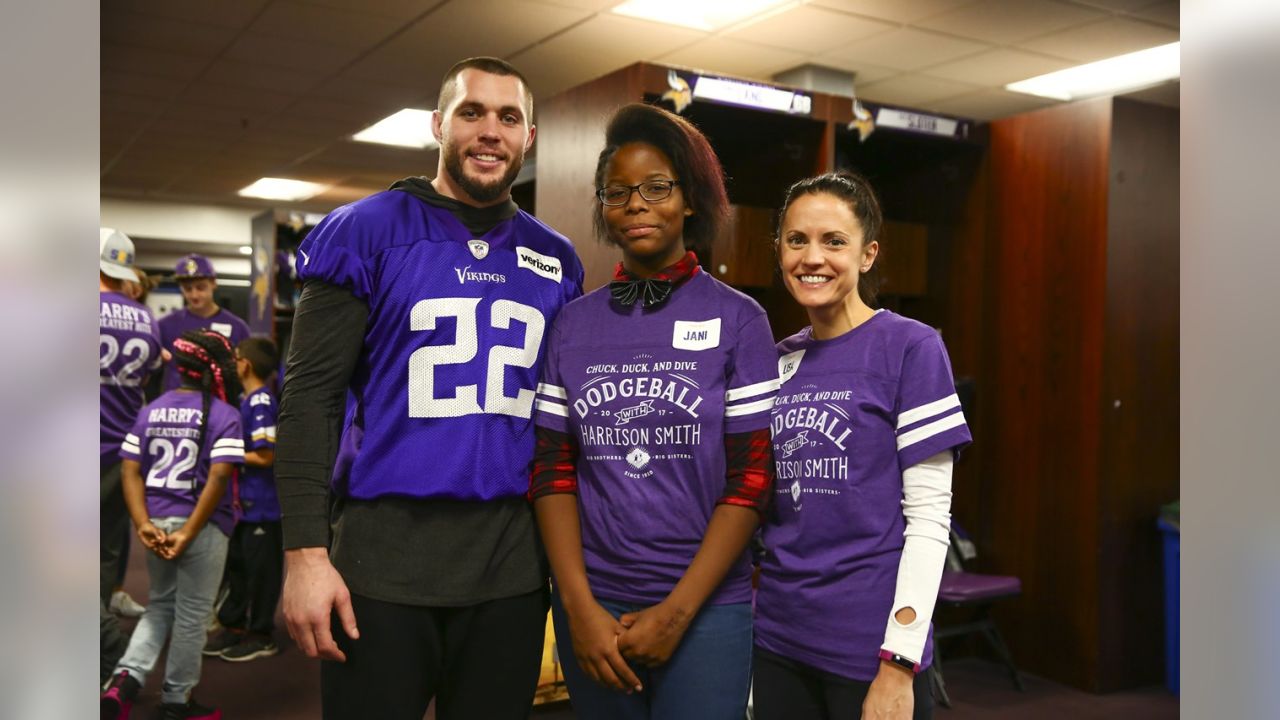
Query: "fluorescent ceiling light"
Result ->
[[352, 108, 438, 149], [1006, 42, 1179, 101], [237, 178, 326, 202], [611, 0, 792, 31], [238, 245, 253, 255]]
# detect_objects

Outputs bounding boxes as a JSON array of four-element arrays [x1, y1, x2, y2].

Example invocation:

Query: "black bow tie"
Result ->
[[609, 278, 674, 308]]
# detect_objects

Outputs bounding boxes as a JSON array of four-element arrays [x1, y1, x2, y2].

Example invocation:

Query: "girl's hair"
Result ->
[[592, 103, 729, 260], [172, 329, 242, 495], [131, 267, 153, 303], [776, 170, 885, 307]]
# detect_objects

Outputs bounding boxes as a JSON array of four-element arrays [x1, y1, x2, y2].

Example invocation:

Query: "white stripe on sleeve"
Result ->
[[896, 412, 966, 451], [535, 399, 569, 417], [896, 393, 961, 430], [537, 383, 568, 400], [725, 377, 781, 402], [724, 396, 776, 418]]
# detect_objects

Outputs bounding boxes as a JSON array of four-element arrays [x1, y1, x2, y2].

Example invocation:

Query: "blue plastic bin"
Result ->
[[1157, 517, 1179, 694]]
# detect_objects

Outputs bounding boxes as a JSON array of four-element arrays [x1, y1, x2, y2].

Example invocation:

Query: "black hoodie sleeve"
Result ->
[[275, 280, 368, 550]]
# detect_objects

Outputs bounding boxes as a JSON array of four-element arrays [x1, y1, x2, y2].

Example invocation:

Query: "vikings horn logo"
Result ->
[[184, 259, 198, 274], [661, 70, 692, 114], [848, 94, 875, 142]]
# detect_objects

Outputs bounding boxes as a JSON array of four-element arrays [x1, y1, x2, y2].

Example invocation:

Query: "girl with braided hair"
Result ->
[[102, 329, 245, 720]]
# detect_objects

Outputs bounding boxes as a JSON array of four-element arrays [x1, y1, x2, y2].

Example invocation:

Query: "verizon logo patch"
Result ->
[[516, 246, 562, 283]]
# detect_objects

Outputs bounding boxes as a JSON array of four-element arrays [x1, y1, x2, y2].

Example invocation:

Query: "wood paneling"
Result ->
[[1096, 98, 1180, 690], [709, 205, 777, 288], [982, 97, 1112, 689]]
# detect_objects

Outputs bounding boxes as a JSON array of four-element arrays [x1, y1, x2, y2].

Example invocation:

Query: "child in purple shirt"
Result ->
[[102, 329, 245, 720], [753, 172, 971, 720], [530, 104, 778, 720]]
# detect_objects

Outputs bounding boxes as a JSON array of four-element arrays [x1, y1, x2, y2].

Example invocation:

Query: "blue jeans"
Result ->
[[115, 517, 228, 704], [550, 591, 752, 720]]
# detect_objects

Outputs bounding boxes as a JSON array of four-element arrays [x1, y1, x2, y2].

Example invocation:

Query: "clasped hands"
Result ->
[[568, 599, 693, 694], [137, 521, 196, 560]]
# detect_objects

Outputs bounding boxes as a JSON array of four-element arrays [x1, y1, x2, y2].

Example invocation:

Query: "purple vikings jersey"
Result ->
[[101, 291, 163, 464], [755, 310, 971, 681], [158, 308, 251, 392], [534, 273, 779, 606], [238, 386, 279, 522], [120, 390, 245, 536], [298, 191, 583, 500]]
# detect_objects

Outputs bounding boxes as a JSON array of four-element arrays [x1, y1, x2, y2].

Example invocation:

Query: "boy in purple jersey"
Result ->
[[102, 330, 245, 720], [100, 227, 164, 683], [204, 338, 283, 663], [753, 173, 972, 720], [158, 254, 250, 392], [530, 104, 777, 720], [275, 57, 583, 720]]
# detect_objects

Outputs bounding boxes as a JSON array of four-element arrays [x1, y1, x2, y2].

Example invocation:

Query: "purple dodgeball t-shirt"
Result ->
[[158, 308, 251, 392], [534, 272, 779, 606], [120, 390, 245, 536], [237, 386, 279, 523], [298, 192, 583, 501], [755, 310, 971, 681], [100, 290, 162, 465]]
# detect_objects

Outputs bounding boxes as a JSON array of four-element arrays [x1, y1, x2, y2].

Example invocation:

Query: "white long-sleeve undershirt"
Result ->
[[880, 450, 954, 665]]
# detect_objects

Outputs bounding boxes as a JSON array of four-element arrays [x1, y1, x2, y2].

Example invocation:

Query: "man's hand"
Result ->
[[283, 547, 359, 662], [862, 659, 914, 720], [617, 601, 691, 667], [566, 600, 642, 694]]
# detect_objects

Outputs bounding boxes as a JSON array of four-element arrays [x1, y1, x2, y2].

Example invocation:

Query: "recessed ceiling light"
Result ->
[[352, 108, 439, 149], [611, 0, 793, 31], [1006, 42, 1180, 102], [237, 178, 327, 202]]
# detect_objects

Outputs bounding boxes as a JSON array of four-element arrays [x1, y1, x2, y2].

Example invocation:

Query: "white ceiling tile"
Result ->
[[926, 87, 1059, 120], [113, 0, 270, 29], [1128, 0, 1179, 28], [179, 83, 299, 115], [201, 59, 330, 92], [727, 5, 896, 54], [857, 73, 982, 107], [823, 27, 989, 71], [102, 70, 188, 100], [659, 38, 808, 81], [308, 73, 429, 110], [102, 44, 210, 82], [102, 12, 241, 57], [245, 0, 404, 48], [1017, 16, 1178, 62], [810, 0, 983, 24], [916, 0, 1106, 44], [803, 57, 901, 86], [922, 48, 1073, 85], [292, 0, 446, 21], [223, 34, 363, 74]]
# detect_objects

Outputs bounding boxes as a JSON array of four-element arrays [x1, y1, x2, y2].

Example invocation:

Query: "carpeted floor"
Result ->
[[112, 540, 1178, 719]]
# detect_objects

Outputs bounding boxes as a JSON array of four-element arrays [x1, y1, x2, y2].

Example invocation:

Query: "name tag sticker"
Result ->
[[515, 246, 562, 283], [673, 318, 721, 351], [210, 322, 233, 338], [778, 349, 806, 384]]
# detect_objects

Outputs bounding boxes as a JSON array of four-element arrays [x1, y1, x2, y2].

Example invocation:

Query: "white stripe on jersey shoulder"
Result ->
[[537, 382, 568, 400], [213, 438, 245, 449], [535, 398, 569, 417], [896, 412, 966, 451], [724, 396, 776, 418], [121, 442, 140, 454], [897, 393, 961, 430], [210, 449, 245, 460], [725, 377, 781, 402], [125, 433, 140, 444]]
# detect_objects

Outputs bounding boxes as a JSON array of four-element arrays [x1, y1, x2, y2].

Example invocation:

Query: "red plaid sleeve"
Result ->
[[718, 428, 775, 516], [528, 425, 579, 501]]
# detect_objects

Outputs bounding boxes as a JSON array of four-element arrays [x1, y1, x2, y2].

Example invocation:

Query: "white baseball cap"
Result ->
[[100, 227, 137, 282]]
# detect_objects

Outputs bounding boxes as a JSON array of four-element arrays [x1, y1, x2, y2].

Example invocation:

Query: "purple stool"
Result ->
[[930, 570, 1025, 707]]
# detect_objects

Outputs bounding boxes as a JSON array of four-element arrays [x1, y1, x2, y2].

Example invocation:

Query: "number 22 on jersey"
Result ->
[[408, 297, 546, 419]]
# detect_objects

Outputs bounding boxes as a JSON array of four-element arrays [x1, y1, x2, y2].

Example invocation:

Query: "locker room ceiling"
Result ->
[[102, 0, 1179, 214]]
